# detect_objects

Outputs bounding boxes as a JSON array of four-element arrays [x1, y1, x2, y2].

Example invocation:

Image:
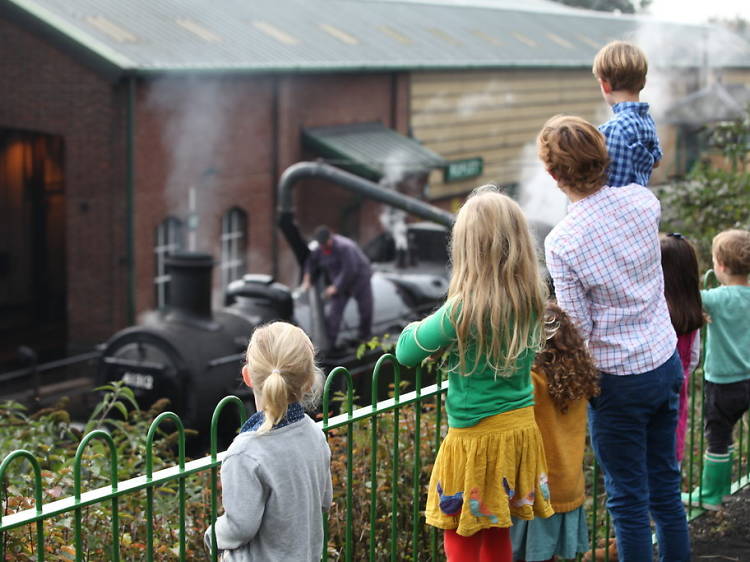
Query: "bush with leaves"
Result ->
[[324, 386, 446, 561], [658, 112, 750, 266], [1, 383, 210, 560]]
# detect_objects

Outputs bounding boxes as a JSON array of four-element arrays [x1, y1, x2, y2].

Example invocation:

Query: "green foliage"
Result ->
[[325, 389, 445, 561], [549, 0, 651, 14], [0, 384, 208, 561], [658, 113, 750, 266], [355, 334, 394, 360]]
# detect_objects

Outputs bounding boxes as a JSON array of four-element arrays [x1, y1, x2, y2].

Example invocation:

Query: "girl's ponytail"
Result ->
[[257, 369, 290, 434]]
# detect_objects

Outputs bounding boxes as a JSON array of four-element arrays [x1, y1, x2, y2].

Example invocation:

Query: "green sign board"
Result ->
[[443, 157, 483, 183]]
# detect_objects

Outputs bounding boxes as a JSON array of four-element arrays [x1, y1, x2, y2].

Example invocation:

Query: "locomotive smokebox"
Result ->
[[99, 252, 257, 447], [165, 252, 215, 326]]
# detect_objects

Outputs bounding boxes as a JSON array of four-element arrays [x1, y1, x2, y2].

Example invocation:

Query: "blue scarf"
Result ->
[[240, 402, 306, 433]]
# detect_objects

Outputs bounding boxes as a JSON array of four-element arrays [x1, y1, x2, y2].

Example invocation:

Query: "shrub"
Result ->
[[658, 112, 750, 266]]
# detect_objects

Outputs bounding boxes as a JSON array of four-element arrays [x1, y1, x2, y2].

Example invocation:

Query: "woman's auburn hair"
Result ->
[[245, 321, 323, 434], [534, 302, 600, 413], [537, 115, 609, 196], [660, 233, 704, 335], [447, 186, 547, 377]]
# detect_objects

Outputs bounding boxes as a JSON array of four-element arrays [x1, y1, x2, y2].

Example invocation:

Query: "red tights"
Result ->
[[443, 528, 512, 562]]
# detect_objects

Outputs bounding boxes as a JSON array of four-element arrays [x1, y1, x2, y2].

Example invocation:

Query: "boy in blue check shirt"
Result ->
[[593, 40, 662, 187]]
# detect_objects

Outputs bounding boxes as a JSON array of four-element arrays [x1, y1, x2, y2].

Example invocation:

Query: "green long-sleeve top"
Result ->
[[395, 301, 535, 428]]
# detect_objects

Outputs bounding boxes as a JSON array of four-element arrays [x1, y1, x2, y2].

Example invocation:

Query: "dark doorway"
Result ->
[[0, 130, 67, 367]]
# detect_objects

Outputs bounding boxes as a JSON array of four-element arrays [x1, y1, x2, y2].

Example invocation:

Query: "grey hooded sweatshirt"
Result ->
[[205, 410, 332, 561]]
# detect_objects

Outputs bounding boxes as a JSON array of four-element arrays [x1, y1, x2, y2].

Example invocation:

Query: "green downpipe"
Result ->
[[126, 76, 136, 324]]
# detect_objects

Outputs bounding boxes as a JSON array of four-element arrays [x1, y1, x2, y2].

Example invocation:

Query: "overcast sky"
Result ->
[[647, 0, 750, 24]]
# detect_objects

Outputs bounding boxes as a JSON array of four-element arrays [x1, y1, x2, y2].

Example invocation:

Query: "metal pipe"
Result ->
[[276, 160, 455, 353], [277, 161, 455, 229], [126, 75, 136, 324]]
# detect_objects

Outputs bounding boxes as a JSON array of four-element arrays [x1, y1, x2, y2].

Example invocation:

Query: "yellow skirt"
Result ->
[[426, 406, 554, 536]]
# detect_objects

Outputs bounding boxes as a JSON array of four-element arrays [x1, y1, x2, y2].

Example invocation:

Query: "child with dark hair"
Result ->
[[511, 302, 599, 562], [683, 229, 750, 510], [660, 233, 705, 464]]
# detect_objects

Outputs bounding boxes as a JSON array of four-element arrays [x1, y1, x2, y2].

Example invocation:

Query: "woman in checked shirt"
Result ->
[[538, 115, 689, 562]]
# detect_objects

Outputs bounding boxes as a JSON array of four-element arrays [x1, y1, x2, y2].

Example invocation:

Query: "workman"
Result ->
[[301, 226, 373, 348]]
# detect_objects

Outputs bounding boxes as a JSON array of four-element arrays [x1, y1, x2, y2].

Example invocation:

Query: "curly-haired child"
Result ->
[[511, 302, 600, 562]]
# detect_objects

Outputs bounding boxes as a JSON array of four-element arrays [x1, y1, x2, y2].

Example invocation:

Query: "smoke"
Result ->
[[517, 142, 568, 229], [378, 148, 417, 259], [633, 20, 749, 120], [146, 77, 241, 253], [456, 79, 507, 118]]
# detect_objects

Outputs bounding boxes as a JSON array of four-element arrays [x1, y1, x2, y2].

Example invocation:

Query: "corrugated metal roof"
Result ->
[[665, 83, 750, 126], [303, 122, 447, 181], [5, 0, 750, 73]]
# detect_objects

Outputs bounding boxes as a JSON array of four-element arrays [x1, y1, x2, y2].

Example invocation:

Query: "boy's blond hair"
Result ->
[[448, 186, 546, 377], [245, 322, 323, 434], [712, 229, 750, 276], [592, 40, 648, 93], [537, 115, 609, 196]]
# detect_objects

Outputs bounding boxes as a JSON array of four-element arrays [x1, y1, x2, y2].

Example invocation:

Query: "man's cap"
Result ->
[[314, 225, 331, 245]]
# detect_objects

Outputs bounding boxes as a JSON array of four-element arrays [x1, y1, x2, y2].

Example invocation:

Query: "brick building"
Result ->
[[1, 0, 749, 361]]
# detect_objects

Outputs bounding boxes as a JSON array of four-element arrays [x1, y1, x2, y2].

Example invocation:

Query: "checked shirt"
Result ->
[[599, 102, 662, 188], [545, 184, 676, 375]]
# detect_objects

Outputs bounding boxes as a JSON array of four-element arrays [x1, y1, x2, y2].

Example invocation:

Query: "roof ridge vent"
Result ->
[[252, 20, 300, 46], [176, 18, 222, 43], [85, 15, 137, 43]]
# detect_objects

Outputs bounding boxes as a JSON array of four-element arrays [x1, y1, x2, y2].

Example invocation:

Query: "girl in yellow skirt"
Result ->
[[396, 187, 554, 562]]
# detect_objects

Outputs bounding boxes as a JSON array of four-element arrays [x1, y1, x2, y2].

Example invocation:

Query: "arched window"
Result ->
[[154, 216, 184, 308], [220, 207, 247, 289]]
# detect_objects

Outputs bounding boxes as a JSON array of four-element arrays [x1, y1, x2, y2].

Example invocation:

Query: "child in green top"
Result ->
[[683, 229, 750, 510], [396, 186, 553, 562]]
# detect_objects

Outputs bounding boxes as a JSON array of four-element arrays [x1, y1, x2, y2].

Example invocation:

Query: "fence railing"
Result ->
[[2, 346, 749, 560]]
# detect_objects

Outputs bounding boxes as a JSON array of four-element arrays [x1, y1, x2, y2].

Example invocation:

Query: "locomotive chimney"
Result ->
[[165, 252, 215, 324]]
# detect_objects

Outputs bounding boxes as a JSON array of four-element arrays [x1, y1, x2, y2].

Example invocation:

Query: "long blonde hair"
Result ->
[[245, 322, 324, 434], [447, 186, 546, 376]]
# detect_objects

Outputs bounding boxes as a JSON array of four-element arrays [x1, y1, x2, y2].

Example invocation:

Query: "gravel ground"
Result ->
[[689, 485, 750, 561]]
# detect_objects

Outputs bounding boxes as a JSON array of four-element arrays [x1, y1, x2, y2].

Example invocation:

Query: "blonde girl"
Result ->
[[205, 322, 332, 561], [396, 186, 553, 562]]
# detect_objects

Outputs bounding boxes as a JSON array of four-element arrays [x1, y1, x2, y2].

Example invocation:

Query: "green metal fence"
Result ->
[[2, 342, 749, 560]]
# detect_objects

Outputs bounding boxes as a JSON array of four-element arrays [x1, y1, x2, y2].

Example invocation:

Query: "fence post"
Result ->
[[73, 430, 119, 561], [322, 366, 354, 562], [145, 412, 186, 561], [208, 396, 247, 562], [0, 450, 44, 561]]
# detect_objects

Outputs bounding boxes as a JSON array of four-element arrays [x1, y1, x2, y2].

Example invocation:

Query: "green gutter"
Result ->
[[126, 76, 135, 324]]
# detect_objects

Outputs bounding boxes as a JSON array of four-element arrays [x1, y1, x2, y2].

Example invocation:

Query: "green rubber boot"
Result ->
[[682, 452, 732, 511], [722, 445, 735, 501]]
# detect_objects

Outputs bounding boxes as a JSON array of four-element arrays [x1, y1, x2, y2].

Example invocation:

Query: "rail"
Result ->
[[1, 285, 748, 560]]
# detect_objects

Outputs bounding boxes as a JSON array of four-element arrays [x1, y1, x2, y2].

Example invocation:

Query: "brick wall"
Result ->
[[0, 18, 127, 351], [1, 14, 413, 349]]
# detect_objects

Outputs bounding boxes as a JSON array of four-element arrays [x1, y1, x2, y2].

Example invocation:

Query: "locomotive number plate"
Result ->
[[122, 372, 155, 390]]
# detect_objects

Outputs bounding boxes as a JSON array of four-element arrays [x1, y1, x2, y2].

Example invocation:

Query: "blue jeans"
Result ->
[[589, 351, 690, 562]]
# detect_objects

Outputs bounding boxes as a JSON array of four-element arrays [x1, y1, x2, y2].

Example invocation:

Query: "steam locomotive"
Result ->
[[98, 162, 455, 439]]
